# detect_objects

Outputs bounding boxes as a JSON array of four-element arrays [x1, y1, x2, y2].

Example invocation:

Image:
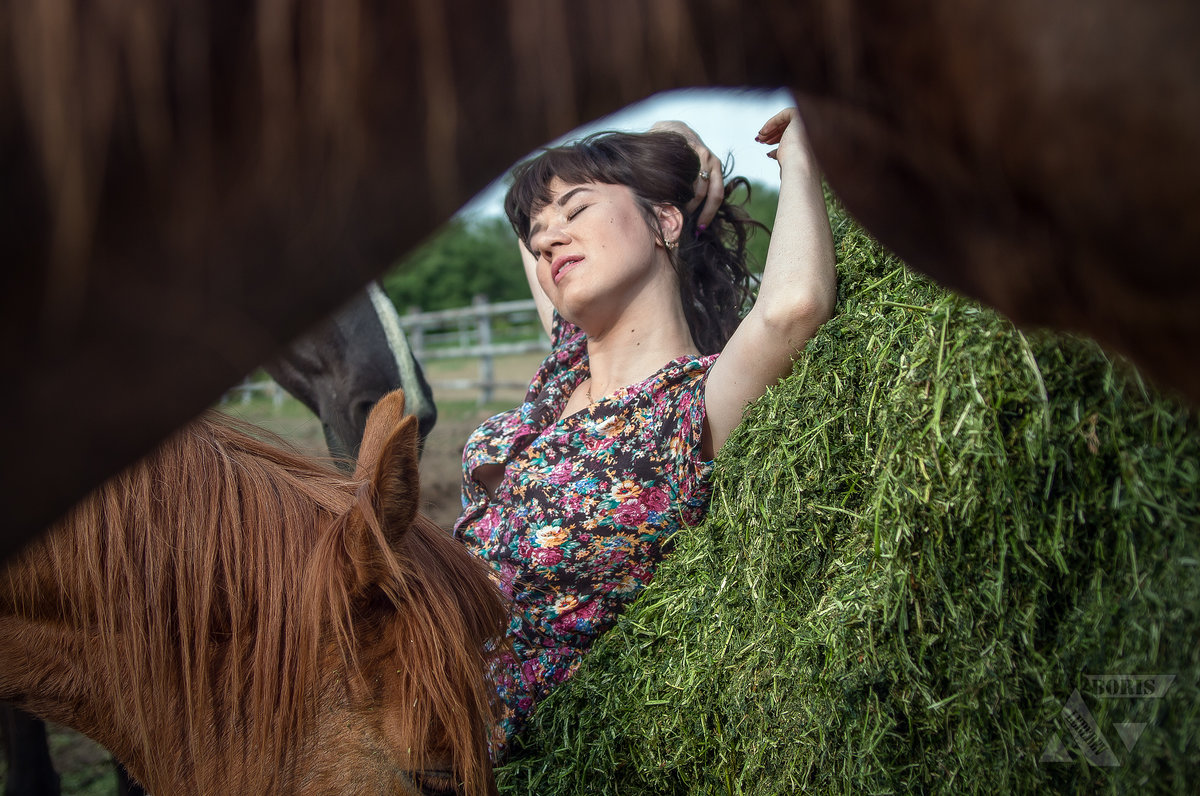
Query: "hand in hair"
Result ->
[[649, 120, 725, 227]]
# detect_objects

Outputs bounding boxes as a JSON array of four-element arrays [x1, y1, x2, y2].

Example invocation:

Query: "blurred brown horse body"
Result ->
[[0, 392, 505, 795], [4, 0, 1199, 560]]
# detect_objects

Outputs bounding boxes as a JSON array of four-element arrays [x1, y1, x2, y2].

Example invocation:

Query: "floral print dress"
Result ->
[[453, 316, 717, 745]]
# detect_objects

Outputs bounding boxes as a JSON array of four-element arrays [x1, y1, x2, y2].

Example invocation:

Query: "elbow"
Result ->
[[757, 285, 836, 345]]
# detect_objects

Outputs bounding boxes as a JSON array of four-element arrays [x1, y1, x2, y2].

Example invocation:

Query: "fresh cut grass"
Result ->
[[495, 198, 1200, 795]]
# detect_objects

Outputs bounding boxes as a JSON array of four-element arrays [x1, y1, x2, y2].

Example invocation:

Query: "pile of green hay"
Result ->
[[495, 202, 1200, 794]]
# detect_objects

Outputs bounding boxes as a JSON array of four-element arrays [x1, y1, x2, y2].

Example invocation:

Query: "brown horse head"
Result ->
[[0, 390, 506, 795]]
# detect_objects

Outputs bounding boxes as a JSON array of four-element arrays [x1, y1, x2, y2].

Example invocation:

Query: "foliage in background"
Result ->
[[383, 185, 780, 312], [495, 198, 1199, 794], [383, 216, 528, 312], [739, 180, 777, 274]]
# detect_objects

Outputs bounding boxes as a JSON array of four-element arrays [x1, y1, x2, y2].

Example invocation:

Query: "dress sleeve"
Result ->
[[679, 355, 719, 489]]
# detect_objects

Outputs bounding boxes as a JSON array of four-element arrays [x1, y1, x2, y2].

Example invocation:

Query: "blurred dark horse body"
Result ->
[[2, 282, 435, 794]]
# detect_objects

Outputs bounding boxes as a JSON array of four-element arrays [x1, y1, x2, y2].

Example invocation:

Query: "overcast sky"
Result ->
[[458, 86, 795, 219]]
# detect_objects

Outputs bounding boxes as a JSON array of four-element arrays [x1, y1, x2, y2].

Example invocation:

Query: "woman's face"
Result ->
[[527, 178, 676, 326]]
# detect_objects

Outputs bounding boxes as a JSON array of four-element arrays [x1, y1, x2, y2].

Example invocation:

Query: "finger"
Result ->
[[698, 164, 724, 228], [685, 165, 709, 214], [686, 147, 718, 211], [758, 106, 796, 132], [755, 107, 796, 145]]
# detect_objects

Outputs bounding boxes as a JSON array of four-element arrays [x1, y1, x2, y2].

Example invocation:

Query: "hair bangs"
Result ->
[[504, 131, 695, 247]]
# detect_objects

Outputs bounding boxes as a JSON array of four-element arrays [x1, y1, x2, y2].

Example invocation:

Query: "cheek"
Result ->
[[536, 262, 555, 293]]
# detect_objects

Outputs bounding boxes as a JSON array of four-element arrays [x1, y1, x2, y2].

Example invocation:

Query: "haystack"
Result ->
[[496, 199, 1199, 795]]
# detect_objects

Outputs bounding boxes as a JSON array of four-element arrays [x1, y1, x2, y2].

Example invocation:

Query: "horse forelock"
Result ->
[[304, 487, 508, 796]]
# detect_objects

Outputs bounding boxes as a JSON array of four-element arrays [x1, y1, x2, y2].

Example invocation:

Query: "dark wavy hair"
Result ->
[[504, 130, 764, 355]]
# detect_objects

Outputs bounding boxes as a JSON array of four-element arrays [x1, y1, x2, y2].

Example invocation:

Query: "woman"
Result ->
[[453, 108, 836, 748]]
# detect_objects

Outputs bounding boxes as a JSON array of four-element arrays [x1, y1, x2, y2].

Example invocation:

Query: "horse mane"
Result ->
[[2, 411, 504, 794]]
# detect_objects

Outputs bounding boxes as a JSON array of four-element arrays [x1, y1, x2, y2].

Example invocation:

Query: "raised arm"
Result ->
[[521, 243, 556, 337], [703, 108, 837, 455], [648, 120, 727, 227]]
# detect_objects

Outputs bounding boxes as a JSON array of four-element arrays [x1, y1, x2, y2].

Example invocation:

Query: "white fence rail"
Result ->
[[401, 295, 549, 404]]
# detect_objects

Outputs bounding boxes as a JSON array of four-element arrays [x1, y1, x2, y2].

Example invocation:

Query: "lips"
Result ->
[[551, 255, 584, 284]]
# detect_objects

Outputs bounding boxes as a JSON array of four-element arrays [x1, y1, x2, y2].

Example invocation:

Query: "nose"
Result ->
[[529, 221, 570, 258]]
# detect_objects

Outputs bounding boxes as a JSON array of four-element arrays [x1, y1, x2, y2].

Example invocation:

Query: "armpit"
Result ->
[[473, 462, 506, 498]]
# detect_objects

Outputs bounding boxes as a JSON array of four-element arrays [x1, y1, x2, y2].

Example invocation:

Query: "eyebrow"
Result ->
[[528, 186, 594, 242]]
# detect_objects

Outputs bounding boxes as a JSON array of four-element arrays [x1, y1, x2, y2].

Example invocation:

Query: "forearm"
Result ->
[[751, 156, 837, 342], [695, 106, 838, 454], [520, 245, 555, 336], [703, 151, 836, 454]]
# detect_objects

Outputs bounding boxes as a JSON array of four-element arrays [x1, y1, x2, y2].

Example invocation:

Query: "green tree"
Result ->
[[383, 216, 527, 311], [739, 180, 778, 275]]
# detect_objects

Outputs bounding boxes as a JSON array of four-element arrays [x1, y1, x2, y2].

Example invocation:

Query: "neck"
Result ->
[[561, 250, 700, 395], [583, 306, 698, 396]]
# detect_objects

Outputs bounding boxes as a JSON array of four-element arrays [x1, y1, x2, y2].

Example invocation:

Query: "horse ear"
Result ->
[[368, 413, 422, 546], [338, 412, 420, 597], [354, 389, 408, 481]]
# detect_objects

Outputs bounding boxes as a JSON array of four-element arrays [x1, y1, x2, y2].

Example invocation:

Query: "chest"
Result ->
[[498, 409, 677, 501]]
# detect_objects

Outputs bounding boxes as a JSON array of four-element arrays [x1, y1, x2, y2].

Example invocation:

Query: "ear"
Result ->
[[368, 413, 422, 549], [354, 389, 408, 481], [654, 203, 685, 249], [336, 413, 421, 599]]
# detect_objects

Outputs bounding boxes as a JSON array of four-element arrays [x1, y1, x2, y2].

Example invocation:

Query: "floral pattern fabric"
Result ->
[[453, 316, 717, 745]]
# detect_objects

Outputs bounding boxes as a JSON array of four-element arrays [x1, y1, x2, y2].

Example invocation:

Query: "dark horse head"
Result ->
[[264, 282, 437, 463]]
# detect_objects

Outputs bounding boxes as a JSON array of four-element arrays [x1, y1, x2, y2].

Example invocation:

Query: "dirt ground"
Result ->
[[418, 407, 499, 529]]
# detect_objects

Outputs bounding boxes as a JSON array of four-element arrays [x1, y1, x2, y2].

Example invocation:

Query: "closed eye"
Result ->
[[567, 204, 588, 220]]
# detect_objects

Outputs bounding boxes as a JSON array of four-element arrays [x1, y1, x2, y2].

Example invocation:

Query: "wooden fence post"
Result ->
[[474, 294, 494, 405]]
